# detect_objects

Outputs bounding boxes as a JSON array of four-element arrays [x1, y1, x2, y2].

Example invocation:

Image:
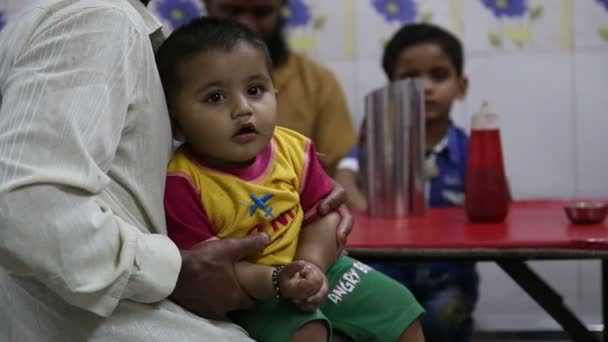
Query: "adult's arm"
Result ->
[[313, 69, 357, 176], [0, 6, 180, 317], [335, 147, 369, 210], [297, 141, 339, 270], [317, 182, 354, 255]]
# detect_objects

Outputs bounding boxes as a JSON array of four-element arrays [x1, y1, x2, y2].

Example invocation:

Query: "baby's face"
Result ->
[[171, 43, 277, 166], [391, 43, 467, 123]]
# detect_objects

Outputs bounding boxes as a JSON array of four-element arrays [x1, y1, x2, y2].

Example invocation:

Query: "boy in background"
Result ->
[[336, 23, 479, 342]]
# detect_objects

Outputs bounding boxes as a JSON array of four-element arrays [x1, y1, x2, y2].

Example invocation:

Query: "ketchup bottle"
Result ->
[[465, 102, 509, 222]]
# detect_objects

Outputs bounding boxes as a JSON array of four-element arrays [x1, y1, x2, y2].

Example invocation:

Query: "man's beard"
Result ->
[[263, 19, 289, 68]]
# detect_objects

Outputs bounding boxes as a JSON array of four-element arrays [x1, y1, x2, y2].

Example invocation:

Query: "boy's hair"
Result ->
[[156, 17, 273, 102], [381, 23, 464, 80]]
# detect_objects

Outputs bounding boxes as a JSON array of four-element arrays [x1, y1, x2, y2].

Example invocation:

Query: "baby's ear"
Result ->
[[458, 76, 469, 99], [170, 116, 186, 142]]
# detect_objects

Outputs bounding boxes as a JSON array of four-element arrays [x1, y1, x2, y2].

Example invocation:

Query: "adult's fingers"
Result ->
[[318, 181, 346, 215], [305, 279, 328, 305], [336, 204, 353, 251], [295, 281, 327, 312], [281, 260, 308, 278], [216, 233, 270, 261]]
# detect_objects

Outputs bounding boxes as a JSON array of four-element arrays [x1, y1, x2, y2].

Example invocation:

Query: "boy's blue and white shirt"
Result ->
[[338, 125, 468, 208]]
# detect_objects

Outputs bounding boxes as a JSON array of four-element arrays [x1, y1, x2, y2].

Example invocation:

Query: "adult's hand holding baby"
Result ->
[[170, 233, 270, 320]]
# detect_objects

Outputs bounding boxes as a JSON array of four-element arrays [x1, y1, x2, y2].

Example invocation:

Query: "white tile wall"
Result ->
[[573, 50, 608, 197], [464, 52, 576, 200], [463, 0, 566, 53], [475, 262, 563, 331], [574, 0, 608, 49], [580, 260, 602, 321], [475, 260, 600, 331], [287, 0, 347, 62], [354, 0, 398, 61]]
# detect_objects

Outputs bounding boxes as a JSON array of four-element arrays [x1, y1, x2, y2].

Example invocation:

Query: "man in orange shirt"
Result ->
[[203, 0, 356, 176]]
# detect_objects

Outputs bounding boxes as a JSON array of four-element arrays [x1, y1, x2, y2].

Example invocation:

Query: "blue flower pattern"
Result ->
[[0, 11, 5, 31], [480, 0, 527, 18], [155, 0, 201, 30], [285, 0, 312, 28], [371, 0, 417, 23], [596, 0, 608, 12]]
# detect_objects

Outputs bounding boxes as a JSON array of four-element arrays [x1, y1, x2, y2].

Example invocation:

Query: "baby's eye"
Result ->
[[205, 92, 225, 104], [430, 68, 450, 82], [247, 85, 265, 97]]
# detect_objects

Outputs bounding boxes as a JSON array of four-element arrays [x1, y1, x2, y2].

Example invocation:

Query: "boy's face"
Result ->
[[170, 43, 277, 165], [390, 43, 467, 123]]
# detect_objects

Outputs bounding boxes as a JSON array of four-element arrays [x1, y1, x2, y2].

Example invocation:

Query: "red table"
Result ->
[[346, 200, 608, 342]]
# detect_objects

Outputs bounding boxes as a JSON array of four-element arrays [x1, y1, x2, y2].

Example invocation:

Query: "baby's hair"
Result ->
[[156, 17, 273, 101], [382, 23, 464, 80]]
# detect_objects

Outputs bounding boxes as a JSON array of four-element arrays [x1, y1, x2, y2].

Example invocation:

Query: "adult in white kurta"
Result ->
[[0, 0, 257, 340]]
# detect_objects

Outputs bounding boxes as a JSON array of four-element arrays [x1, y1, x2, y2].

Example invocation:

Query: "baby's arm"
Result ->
[[235, 260, 325, 303], [234, 262, 275, 299], [297, 141, 343, 271], [288, 211, 339, 311], [295, 211, 340, 272]]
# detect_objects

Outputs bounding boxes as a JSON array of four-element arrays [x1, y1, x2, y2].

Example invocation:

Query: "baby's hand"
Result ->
[[278, 261, 328, 311]]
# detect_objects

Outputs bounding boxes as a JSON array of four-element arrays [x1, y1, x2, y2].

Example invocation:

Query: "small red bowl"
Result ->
[[564, 201, 608, 224]]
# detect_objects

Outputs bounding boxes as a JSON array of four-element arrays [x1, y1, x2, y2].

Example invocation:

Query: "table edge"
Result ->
[[346, 247, 608, 260]]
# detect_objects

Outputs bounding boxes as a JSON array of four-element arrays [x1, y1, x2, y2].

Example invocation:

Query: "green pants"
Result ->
[[229, 256, 424, 341]]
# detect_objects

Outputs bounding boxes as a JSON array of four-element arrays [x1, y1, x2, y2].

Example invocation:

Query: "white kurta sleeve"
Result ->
[[0, 6, 181, 317]]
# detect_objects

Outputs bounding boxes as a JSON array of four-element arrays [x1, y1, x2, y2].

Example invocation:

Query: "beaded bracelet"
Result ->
[[272, 266, 285, 298]]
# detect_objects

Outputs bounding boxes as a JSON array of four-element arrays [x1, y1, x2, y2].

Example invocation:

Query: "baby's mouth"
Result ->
[[232, 123, 259, 143], [234, 123, 258, 136]]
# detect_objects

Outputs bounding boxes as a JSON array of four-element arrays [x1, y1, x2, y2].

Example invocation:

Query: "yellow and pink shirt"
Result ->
[[164, 127, 334, 266]]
